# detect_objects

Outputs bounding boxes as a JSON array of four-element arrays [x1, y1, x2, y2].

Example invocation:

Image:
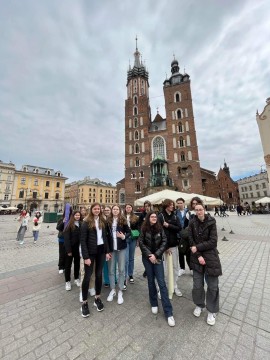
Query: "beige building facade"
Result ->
[[11, 165, 67, 212], [65, 177, 117, 210], [256, 98, 270, 182], [0, 161, 16, 207]]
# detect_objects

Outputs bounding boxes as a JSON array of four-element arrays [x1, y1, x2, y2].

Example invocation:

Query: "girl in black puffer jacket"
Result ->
[[139, 211, 175, 327], [189, 203, 222, 326]]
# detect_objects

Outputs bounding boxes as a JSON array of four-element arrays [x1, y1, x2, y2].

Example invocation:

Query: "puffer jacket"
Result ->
[[64, 222, 81, 254], [158, 211, 181, 248], [107, 222, 130, 251], [189, 214, 222, 277], [139, 229, 167, 260], [80, 221, 110, 258]]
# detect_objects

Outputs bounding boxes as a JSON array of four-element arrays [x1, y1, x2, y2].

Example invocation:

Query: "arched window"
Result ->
[[178, 122, 184, 133], [134, 130, 139, 140], [177, 109, 182, 119], [120, 192, 125, 204], [152, 136, 165, 159], [134, 106, 138, 115], [188, 151, 192, 160], [133, 118, 138, 128], [135, 157, 140, 167], [131, 172, 136, 179], [180, 152, 185, 162], [134, 96, 137, 105], [134, 143, 140, 154], [139, 171, 144, 178], [133, 79, 137, 93], [135, 182, 141, 192], [179, 136, 185, 147]]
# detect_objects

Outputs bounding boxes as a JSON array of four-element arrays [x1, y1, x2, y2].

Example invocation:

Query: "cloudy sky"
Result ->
[[1, 0, 269, 184]]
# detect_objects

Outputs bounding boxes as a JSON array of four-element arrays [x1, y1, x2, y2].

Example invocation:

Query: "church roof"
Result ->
[[153, 113, 164, 123]]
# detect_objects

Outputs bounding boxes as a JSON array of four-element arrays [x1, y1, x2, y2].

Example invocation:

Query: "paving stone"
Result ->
[[66, 341, 89, 360], [49, 341, 71, 360], [35, 339, 58, 358]]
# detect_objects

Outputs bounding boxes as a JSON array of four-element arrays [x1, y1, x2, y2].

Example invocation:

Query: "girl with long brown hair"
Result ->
[[106, 204, 130, 305], [80, 203, 111, 317]]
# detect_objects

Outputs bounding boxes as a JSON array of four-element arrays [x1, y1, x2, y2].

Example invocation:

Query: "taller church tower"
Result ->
[[123, 42, 203, 205]]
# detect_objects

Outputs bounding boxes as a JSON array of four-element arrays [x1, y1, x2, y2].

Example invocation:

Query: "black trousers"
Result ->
[[192, 269, 219, 313], [179, 248, 191, 270], [82, 245, 105, 301], [64, 243, 80, 282], [58, 242, 66, 270]]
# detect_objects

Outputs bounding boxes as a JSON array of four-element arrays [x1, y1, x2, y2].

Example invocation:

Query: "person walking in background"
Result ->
[[56, 206, 72, 274], [106, 205, 130, 305], [32, 211, 43, 244], [175, 198, 190, 276], [16, 210, 30, 245], [158, 199, 182, 297], [139, 211, 175, 327], [80, 203, 111, 317], [189, 202, 222, 326], [124, 204, 139, 287], [214, 206, 220, 217], [63, 211, 82, 291]]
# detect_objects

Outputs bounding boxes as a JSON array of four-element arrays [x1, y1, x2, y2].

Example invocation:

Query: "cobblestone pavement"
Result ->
[[0, 213, 270, 359]]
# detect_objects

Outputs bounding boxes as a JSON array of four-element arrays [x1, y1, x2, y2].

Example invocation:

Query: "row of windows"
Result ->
[[19, 190, 60, 200], [20, 178, 61, 187], [241, 183, 267, 192], [242, 191, 268, 199], [131, 171, 144, 179], [22, 167, 61, 176], [78, 188, 115, 193]]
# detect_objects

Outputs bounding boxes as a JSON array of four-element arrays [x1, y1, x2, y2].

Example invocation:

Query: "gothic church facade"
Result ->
[[119, 44, 203, 205]]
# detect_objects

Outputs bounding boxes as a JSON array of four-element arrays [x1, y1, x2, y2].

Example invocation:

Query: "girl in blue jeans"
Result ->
[[139, 211, 175, 327], [124, 204, 139, 287]]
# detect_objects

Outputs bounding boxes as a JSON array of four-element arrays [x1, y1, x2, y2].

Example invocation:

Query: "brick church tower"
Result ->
[[121, 42, 203, 205]]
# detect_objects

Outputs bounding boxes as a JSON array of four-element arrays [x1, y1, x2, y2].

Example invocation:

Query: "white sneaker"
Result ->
[[190, 270, 193, 275], [151, 307, 158, 314], [59, 269, 64, 274], [19, 241, 24, 245], [207, 312, 216, 325], [74, 279, 80, 287], [65, 282, 71, 291], [157, 290, 161, 300], [118, 290, 124, 305], [79, 291, 83, 303], [174, 288, 183, 297], [89, 288, 96, 296], [193, 306, 202, 317], [168, 316, 175, 327], [107, 289, 116, 302], [178, 269, 185, 276]]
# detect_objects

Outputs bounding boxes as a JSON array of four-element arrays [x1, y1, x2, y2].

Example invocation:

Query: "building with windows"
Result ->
[[0, 161, 16, 207], [65, 177, 117, 210], [119, 42, 203, 204], [256, 98, 270, 183], [11, 165, 67, 211], [237, 171, 269, 204]]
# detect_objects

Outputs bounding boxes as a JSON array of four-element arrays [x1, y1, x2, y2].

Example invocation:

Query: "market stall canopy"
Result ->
[[255, 196, 270, 204], [134, 190, 194, 207], [189, 194, 224, 206], [134, 190, 223, 207]]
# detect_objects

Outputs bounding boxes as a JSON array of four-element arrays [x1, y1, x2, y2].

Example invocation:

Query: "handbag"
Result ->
[[178, 228, 189, 255], [131, 229, 140, 239]]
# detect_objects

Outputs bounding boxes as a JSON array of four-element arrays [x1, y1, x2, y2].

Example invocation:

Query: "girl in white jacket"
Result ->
[[32, 211, 43, 244], [17, 210, 30, 245]]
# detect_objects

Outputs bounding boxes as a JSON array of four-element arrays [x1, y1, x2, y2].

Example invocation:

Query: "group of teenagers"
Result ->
[[56, 196, 222, 327]]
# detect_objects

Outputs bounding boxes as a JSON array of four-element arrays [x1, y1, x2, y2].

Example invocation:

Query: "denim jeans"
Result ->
[[192, 269, 219, 313], [142, 256, 173, 318], [33, 230, 39, 241], [125, 237, 137, 278], [108, 249, 126, 290]]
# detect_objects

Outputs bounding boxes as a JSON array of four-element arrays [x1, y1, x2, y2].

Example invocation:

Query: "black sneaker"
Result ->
[[81, 302, 90, 317], [123, 280, 127, 291], [129, 276, 134, 284], [104, 283, 109, 288], [94, 297, 104, 312], [143, 271, 147, 278]]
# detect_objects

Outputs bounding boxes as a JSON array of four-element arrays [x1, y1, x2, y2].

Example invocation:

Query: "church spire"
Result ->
[[134, 35, 141, 68]]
